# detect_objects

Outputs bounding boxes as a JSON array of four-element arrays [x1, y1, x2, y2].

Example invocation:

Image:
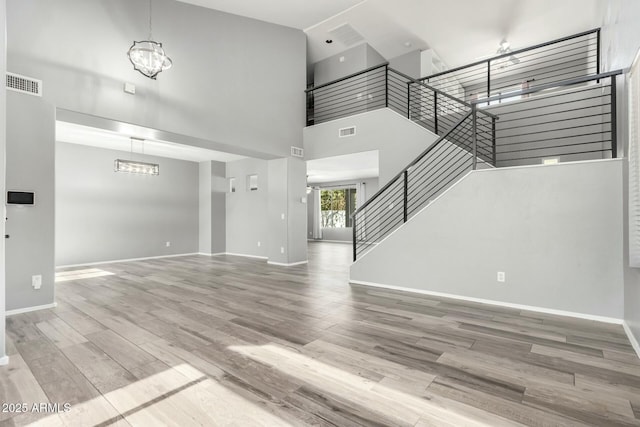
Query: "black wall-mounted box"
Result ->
[[7, 191, 35, 205]]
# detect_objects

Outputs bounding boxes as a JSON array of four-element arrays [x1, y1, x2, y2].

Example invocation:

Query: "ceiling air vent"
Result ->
[[339, 126, 356, 138], [6, 72, 42, 97], [291, 146, 304, 158], [327, 23, 364, 47]]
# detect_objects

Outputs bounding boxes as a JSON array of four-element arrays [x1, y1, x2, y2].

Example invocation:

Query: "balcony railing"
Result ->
[[418, 29, 600, 103]]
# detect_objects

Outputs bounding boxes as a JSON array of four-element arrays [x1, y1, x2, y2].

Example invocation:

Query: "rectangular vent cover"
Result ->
[[339, 126, 356, 138], [327, 23, 364, 47], [6, 72, 42, 96], [291, 146, 304, 158]]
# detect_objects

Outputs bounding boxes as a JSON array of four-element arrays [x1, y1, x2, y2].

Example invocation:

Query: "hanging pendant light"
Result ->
[[127, 0, 172, 79]]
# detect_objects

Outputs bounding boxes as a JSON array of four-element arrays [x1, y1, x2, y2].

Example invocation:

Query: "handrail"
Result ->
[[305, 62, 389, 93], [389, 67, 498, 120], [419, 28, 600, 81], [351, 111, 473, 217], [472, 69, 623, 105]]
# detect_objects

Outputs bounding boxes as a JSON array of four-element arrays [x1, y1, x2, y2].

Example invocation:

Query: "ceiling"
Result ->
[[179, 0, 603, 70], [56, 122, 246, 163], [306, 0, 603, 67], [175, 0, 364, 30], [307, 151, 378, 184]]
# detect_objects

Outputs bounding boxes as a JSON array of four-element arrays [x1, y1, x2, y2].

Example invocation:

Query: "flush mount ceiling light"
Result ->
[[127, 0, 172, 79], [114, 137, 159, 175]]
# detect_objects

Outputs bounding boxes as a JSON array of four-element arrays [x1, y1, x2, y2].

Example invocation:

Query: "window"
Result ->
[[320, 188, 357, 228]]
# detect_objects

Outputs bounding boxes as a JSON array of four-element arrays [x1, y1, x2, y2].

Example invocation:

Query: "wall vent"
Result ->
[[6, 72, 42, 97], [327, 23, 364, 47], [291, 146, 304, 158], [339, 126, 356, 138]]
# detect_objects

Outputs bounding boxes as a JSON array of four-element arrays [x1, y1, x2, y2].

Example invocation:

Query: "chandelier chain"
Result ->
[[148, 0, 153, 40]]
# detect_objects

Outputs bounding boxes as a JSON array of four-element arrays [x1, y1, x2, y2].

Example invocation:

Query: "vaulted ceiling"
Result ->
[[178, 0, 604, 69]]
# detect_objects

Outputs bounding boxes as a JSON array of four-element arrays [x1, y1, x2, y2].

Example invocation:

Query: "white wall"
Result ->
[[304, 108, 439, 185], [0, 0, 7, 362], [600, 0, 640, 351], [199, 161, 212, 254], [199, 160, 226, 255], [225, 158, 269, 258], [7, 0, 306, 158], [352, 160, 625, 319], [313, 43, 385, 86], [389, 51, 421, 79], [55, 142, 199, 266], [6, 92, 55, 312]]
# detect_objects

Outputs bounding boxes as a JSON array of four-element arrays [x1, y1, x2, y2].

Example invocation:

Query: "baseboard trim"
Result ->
[[222, 253, 268, 260], [267, 260, 309, 267], [7, 302, 58, 316], [57, 253, 200, 269], [349, 280, 624, 325], [0, 355, 9, 366], [197, 252, 226, 257], [623, 321, 640, 359]]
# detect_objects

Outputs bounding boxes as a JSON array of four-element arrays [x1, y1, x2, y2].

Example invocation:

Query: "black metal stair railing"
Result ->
[[306, 64, 477, 137], [474, 70, 621, 167], [351, 70, 621, 261], [418, 28, 600, 103], [351, 109, 495, 261]]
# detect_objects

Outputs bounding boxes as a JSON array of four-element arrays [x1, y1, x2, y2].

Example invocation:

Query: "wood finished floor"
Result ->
[[1, 242, 640, 426]]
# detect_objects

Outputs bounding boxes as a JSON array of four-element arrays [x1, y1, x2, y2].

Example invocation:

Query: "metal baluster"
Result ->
[[472, 105, 478, 170], [403, 170, 408, 223]]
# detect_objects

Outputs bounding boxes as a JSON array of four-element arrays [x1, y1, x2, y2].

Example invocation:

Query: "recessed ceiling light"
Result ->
[[404, 41, 412, 48], [325, 39, 333, 44]]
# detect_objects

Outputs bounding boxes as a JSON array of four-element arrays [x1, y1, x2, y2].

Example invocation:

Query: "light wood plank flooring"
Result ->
[[1, 242, 640, 426]]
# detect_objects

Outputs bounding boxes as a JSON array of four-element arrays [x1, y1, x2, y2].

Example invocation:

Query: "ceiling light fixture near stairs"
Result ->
[[495, 39, 520, 68], [127, 0, 172, 79]]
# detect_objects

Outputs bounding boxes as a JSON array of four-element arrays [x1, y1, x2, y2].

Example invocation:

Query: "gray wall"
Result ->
[[306, 178, 380, 242], [313, 43, 386, 86], [267, 157, 308, 264], [0, 0, 5, 358], [7, 0, 305, 158], [211, 161, 226, 254], [6, 92, 55, 311], [286, 158, 308, 264], [304, 108, 439, 185], [352, 160, 625, 319], [225, 157, 307, 264], [198, 161, 212, 254], [389, 50, 421, 79], [600, 0, 640, 350], [225, 158, 269, 257], [198, 160, 226, 255], [55, 142, 199, 266]]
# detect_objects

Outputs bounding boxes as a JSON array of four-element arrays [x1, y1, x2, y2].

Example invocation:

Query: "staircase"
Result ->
[[304, 28, 621, 261]]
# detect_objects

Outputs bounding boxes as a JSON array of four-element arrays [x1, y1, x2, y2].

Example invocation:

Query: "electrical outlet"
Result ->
[[32, 275, 42, 290], [257, 241, 261, 247], [497, 271, 506, 282], [165, 241, 171, 247], [280, 247, 285, 254], [281, 213, 285, 220]]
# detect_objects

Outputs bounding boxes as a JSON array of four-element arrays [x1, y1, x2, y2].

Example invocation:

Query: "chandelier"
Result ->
[[127, 0, 172, 79], [114, 137, 160, 176]]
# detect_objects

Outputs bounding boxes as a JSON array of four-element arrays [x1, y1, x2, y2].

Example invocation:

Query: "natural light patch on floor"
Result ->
[[55, 268, 115, 283], [29, 363, 295, 426], [228, 343, 513, 426]]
